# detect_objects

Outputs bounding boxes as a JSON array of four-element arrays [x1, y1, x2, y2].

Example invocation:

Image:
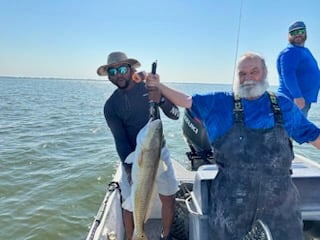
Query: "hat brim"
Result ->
[[97, 58, 141, 76], [289, 27, 305, 33]]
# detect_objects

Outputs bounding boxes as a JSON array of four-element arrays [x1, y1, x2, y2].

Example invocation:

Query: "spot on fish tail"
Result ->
[[133, 233, 148, 240]]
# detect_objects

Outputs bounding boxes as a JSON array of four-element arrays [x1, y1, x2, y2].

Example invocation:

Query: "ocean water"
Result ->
[[0, 77, 319, 240]]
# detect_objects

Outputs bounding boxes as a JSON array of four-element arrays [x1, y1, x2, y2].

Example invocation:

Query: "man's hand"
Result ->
[[146, 72, 160, 88], [148, 86, 161, 103], [294, 97, 305, 109], [146, 73, 162, 103]]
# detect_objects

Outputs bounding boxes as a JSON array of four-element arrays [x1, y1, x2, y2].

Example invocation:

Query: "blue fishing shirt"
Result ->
[[277, 44, 320, 102], [191, 91, 320, 144]]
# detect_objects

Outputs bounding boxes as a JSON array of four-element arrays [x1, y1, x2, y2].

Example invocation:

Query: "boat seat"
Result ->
[[187, 164, 218, 240], [191, 164, 218, 214]]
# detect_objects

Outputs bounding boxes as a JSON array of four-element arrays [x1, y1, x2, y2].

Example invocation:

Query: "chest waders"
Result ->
[[208, 92, 303, 240]]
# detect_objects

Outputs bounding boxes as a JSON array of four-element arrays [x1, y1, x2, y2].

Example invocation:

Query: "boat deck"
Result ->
[[86, 154, 320, 240], [292, 155, 320, 177], [143, 156, 320, 240], [145, 218, 184, 240], [144, 219, 164, 240]]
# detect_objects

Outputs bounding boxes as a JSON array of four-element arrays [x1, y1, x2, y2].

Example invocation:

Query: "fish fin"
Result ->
[[125, 151, 135, 164]]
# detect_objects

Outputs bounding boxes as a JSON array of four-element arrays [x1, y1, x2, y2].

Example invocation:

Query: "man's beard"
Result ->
[[112, 78, 131, 89], [234, 78, 269, 99], [289, 35, 306, 46]]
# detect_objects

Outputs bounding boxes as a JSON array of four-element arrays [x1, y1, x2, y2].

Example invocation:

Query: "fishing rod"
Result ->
[[232, 0, 244, 85], [149, 61, 160, 120], [131, 60, 160, 120]]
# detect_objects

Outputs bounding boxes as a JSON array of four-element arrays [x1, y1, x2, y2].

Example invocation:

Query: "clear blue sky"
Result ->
[[1, 0, 319, 85]]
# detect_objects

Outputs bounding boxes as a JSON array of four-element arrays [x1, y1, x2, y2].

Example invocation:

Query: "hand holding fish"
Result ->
[[148, 86, 161, 103], [132, 70, 161, 103], [146, 72, 160, 88]]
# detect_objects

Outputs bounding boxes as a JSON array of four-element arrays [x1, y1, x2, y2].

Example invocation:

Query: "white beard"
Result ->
[[233, 79, 269, 99]]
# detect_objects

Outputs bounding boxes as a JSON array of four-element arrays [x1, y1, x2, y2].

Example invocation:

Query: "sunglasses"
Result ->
[[290, 29, 306, 36], [107, 65, 129, 76]]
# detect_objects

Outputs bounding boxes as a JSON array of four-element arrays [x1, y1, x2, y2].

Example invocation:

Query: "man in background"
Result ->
[[277, 20, 320, 117]]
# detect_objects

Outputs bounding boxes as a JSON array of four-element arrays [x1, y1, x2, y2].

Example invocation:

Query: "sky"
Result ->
[[0, 0, 319, 85]]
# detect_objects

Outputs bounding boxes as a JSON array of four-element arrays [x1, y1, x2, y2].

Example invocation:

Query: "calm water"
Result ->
[[0, 77, 319, 240]]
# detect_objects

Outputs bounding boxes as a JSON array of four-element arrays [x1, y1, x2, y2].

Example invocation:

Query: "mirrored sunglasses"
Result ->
[[290, 29, 306, 36], [107, 66, 129, 76]]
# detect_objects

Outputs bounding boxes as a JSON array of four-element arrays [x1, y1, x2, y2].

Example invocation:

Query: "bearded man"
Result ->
[[146, 52, 320, 240], [277, 21, 320, 117], [97, 51, 180, 240]]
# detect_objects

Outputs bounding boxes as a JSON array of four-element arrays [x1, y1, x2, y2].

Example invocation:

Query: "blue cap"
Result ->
[[288, 21, 306, 32]]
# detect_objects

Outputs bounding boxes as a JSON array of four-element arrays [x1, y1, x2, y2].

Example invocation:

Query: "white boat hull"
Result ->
[[86, 154, 320, 240]]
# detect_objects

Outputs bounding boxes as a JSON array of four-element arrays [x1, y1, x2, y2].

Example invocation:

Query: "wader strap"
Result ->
[[233, 92, 284, 124], [267, 91, 283, 124], [233, 94, 244, 123]]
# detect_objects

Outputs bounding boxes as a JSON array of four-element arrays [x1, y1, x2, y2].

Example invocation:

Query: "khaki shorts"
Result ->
[[120, 146, 178, 211]]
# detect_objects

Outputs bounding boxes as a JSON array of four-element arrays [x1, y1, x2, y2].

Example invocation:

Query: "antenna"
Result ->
[[232, 0, 244, 84]]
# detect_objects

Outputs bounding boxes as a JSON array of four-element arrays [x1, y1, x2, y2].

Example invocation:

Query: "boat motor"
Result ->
[[182, 109, 215, 170]]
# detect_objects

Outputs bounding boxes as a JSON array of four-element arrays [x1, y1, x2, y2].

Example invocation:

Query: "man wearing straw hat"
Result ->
[[97, 51, 180, 240]]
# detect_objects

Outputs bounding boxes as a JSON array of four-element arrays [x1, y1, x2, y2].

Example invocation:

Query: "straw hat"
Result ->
[[97, 51, 141, 76]]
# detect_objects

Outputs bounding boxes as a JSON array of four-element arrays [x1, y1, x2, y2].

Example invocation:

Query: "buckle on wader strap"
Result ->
[[233, 94, 244, 123], [267, 91, 283, 124]]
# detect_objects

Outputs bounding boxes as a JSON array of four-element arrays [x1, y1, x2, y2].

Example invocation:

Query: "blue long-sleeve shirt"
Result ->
[[191, 91, 320, 144], [277, 44, 320, 103]]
